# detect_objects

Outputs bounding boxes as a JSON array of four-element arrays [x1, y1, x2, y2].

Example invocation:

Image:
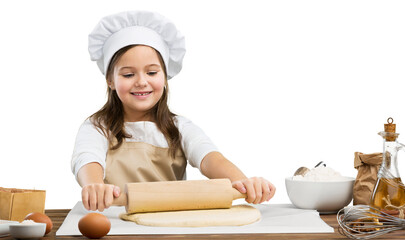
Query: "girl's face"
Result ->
[[110, 45, 166, 121]]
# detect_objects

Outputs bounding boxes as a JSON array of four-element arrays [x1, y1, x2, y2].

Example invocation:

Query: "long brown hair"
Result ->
[[89, 45, 181, 158]]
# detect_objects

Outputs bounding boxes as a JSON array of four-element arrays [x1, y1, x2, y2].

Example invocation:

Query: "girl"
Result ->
[[71, 10, 276, 212]]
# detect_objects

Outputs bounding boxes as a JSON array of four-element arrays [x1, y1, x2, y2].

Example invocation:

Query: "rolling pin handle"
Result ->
[[112, 192, 128, 206], [231, 188, 247, 200]]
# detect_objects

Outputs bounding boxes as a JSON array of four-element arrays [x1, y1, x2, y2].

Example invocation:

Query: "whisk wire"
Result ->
[[337, 205, 405, 239]]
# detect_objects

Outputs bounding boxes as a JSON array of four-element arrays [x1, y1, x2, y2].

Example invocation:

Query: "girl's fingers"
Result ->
[[268, 182, 276, 201], [104, 185, 114, 209], [252, 177, 263, 204], [234, 177, 276, 204], [243, 179, 256, 203], [88, 185, 98, 211], [96, 184, 106, 211], [232, 181, 247, 194], [81, 187, 90, 210], [81, 184, 119, 212], [260, 180, 269, 203]]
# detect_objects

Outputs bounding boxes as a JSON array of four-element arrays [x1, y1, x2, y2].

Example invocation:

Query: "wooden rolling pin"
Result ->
[[113, 179, 246, 213]]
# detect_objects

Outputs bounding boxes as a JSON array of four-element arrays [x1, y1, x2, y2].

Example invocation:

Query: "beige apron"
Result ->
[[104, 141, 187, 192]]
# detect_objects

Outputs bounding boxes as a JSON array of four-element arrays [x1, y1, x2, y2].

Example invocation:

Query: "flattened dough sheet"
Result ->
[[120, 205, 261, 227], [56, 202, 333, 235]]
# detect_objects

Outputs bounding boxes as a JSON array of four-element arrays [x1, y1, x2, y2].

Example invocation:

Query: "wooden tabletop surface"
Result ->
[[2, 209, 405, 239]]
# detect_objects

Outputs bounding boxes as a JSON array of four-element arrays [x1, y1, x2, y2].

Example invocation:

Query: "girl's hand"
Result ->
[[81, 183, 121, 211], [232, 177, 276, 204]]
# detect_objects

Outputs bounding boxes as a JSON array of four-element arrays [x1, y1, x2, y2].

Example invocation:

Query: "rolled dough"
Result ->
[[119, 204, 261, 227]]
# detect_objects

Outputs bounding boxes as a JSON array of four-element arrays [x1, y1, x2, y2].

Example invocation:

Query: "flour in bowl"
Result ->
[[293, 165, 347, 181]]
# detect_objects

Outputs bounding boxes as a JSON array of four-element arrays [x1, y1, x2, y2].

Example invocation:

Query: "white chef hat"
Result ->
[[88, 11, 186, 80]]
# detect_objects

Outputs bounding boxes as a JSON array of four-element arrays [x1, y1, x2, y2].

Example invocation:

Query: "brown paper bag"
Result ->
[[353, 152, 382, 205], [0, 187, 46, 221]]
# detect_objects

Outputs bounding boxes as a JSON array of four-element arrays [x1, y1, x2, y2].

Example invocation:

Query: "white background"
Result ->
[[1, 0, 405, 209]]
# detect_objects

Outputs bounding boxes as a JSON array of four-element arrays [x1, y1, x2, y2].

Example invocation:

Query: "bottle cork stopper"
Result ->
[[384, 117, 397, 141]]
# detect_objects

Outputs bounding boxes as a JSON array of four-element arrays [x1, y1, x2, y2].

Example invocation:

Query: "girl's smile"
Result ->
[[131, 91, 153, 99], [131, 91, 152, 96]]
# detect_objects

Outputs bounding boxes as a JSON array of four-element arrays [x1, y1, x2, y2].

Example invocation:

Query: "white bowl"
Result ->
[[9, 222, 46, 239], [0, 220, 18, 237], [285, 176, 355, 213]]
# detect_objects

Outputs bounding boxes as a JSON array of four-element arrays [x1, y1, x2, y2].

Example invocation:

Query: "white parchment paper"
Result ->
[[56, 202, 333, 236]]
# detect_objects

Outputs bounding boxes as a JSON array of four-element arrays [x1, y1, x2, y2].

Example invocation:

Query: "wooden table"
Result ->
[[3, 209, 405, 239]]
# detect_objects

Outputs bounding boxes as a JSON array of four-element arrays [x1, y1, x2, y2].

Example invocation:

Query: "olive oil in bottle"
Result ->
[[370, 177, 405, 216]]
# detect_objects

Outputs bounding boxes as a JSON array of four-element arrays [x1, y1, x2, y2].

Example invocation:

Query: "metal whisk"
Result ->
[[337, 205, 405, 239]]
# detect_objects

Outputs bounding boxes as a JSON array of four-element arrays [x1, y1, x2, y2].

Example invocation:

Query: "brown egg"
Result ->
[[78, 213, 111, 239], [24, 212, 53, 235]]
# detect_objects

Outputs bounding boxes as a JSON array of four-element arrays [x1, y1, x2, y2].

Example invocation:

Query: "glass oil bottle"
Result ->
[[370, 118, 405, 218]]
